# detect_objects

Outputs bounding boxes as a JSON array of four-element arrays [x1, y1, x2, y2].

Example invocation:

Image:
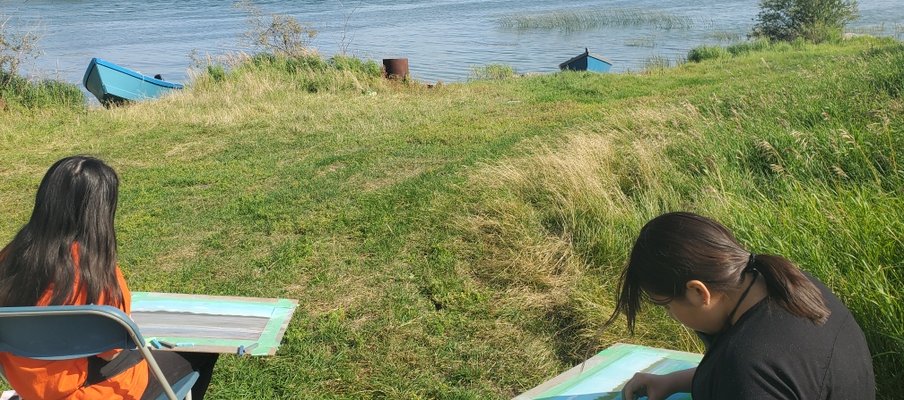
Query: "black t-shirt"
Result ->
[[692, 274, 875, 399]]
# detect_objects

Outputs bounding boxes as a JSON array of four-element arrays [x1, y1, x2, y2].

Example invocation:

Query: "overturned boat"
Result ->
[[83, 58, 183, 106]]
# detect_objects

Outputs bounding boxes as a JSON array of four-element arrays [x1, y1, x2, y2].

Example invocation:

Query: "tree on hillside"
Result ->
[[752, 0, 859, 43]]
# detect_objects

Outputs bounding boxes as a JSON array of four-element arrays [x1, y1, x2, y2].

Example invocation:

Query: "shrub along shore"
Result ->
[[1, 37, 902, 399]]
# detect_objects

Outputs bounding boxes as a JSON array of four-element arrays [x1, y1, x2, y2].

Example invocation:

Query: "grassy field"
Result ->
[[1, 37, 901, 399]]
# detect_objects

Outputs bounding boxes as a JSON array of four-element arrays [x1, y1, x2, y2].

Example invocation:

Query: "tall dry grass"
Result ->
[[461, 39, 903, 397]]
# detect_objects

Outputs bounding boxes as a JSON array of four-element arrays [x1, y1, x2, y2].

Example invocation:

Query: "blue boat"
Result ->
[[82, 58, 183, 106], [559, 48, 613, 73]]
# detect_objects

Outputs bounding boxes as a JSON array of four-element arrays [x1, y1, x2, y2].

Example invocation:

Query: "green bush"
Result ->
[[0, 72, 84, 110], [329, 55, 381, 77], [227, 2, 386, 93], [226, 52, 384, 94], [752, 0, 859, 43], [726, 38, 774, 55], [237, 0, 317, 58], [206, 65, 226, 82], [687, 39, 797, 63], [687, 45, 730, 62], [0, 15, 85, 110], [248, 53, 328, 74], [469, 64, 517, 81]]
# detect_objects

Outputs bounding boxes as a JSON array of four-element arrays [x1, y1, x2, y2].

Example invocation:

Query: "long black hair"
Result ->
[[0, 156, 123, 307], [609, 211, 829, 332]]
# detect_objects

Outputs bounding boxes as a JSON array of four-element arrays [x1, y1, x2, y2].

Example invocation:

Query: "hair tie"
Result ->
[[745, 253, 757, 273]]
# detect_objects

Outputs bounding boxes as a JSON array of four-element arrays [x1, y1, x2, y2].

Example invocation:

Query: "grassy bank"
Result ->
[[1, 37, 901, 399]]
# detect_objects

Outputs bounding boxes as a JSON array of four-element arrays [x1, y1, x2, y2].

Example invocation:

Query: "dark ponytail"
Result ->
[[749, 253, 829, 324], [609, 212, 830, 332]]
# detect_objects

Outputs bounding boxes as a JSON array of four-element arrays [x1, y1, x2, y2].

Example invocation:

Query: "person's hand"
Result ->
[[621, 372, 673, 400], [621, 368, 695, 400]]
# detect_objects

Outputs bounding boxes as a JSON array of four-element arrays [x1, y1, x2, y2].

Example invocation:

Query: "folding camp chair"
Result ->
[[0, 305, 198, 400]]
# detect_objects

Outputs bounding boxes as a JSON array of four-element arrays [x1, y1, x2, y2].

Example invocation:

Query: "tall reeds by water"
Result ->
[[839, 22, 904, 40], [706, 30, 745, 41], [624, 37, 657, 48], [498, 8, 697, 32]]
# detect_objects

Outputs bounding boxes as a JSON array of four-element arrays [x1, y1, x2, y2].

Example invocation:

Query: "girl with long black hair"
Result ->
[[0, 156, 217, 400], [614, 212, 874, 399]]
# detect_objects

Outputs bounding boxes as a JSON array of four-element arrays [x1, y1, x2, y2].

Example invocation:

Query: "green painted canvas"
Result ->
[[516, 343, 702, 400], [131, 292, 298, 356]]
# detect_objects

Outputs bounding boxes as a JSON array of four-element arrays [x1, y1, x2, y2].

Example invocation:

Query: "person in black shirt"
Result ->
[[610, 212, 875, 400]]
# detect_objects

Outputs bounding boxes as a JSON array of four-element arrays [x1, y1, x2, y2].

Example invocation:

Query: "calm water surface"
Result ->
[[2, 0, 902, 85]]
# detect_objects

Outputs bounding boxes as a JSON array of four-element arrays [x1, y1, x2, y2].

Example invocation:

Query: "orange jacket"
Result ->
[[0, 244, 149, 400]]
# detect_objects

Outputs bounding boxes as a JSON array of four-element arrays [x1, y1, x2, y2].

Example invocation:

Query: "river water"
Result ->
[[2, 0, 901, 85]]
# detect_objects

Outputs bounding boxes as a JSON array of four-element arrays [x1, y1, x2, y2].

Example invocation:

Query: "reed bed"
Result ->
[[849, 24, 889, 36], [642, 55, 675, 70], [843, 23, 904, 40], [624, 37, 656, 48], [707, 30, 744, 41], [499, 8, 695, 32]]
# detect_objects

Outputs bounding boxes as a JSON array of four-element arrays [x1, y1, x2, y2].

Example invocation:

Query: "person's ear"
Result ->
[[685, 280, 712, 307]]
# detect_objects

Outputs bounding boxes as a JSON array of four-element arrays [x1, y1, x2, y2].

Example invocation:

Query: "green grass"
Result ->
[[0, 37, 902, 399], [687, 45, 730, 62], [469, 64, 517, 81], [0, 72, 85, 110], [688, 39, 796, 63]]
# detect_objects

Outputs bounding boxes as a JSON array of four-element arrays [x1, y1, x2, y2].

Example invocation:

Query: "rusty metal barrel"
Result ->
[[382, 58, 409, 80]]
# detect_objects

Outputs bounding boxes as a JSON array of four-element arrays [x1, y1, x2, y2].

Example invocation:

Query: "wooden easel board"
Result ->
[[130, 292, 298, 356], [514, 343, 702, 400]]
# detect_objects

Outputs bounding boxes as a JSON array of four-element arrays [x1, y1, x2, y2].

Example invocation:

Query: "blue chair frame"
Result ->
[[0, 305, 198, 400]]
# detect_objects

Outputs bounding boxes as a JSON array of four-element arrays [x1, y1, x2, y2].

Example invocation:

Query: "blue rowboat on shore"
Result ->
[[559, 48, 613, 73], [82, 58, 183, 106]]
